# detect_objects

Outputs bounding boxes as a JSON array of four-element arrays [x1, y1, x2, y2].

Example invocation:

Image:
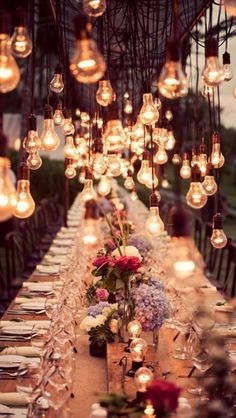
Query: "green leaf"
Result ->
[[0, 346, 7, 352]]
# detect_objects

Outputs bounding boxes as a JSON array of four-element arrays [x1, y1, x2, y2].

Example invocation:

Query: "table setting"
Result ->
[[0, 185, 235, 418]]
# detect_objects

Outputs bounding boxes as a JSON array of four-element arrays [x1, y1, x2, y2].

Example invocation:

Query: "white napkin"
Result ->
[[36, 265, 59, 274], [20, 302, 45, 311], [43, 255, 68, 265], [49, 247, 68, 255], [23, 281, 62, 291], [0, 324, 33, 335], [215, 324, 236, 337], [15, 297, 45, 304], [214, 303, 234, 313], [0, 394, 28, 407], [52, 239, 72, 247], [0, 320, 50, 330], [0, 355, 40, 367], [0, 404, 27, 417], [0, 346, 41, 357]]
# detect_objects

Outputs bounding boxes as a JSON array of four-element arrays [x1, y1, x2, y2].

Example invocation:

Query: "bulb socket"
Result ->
[[142, 150, 149, 161], [183, 152, 189, 160], [136, 391, 146, 404], [14, 7, 26, 27], [149, 193, 159, 208], [191, 165, 201, 182], [166, 39, 180, 62], [92, 138, 103, 153], [66, 158, 73, 166], [85, 199, 99, 220], [212, 213, 223, 229], [54, 64, 62, 74], [28, 114, 37, 131], [74, 13, 92, 40], [0, 10, 10, 35], [63, 107, 71, 119], [19, 162, 30, 180], [0, 130, 8, 157], [127, 361, 143, 377], [44, 104, 53, 119], [206, 163, 214, 176], [127, 169, 133, 177], [107, 102, 119, 121], [223, 51, 231, 65], [199, 143, 207, 154], [85, 167, 92, 180], [205, 37, 218, 58], [54, 99, 63, 111], [212, 131, 220, 144]]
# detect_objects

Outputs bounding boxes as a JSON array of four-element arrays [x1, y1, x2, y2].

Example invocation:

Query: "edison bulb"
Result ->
[[63, 136, 77, 159], [139, 93, 159, 125], [124, 99, 133, 115], [96, 79, 113, 106], [201, 84, 214, 98], [79, 168, 86, 184], [91, 153, 107, 177], [154, 97, 162, 110], [53, 109, 64, 126], [128, 320, 142, 339], [198, 152, 208, 176], [223, 63, 233, 81], [70, 36, 106, 84], [80, 179, 97, 201], [83, 0, 106, 17], [158, 41, 188, 99], [186, 182, 207, 209], [145, 206, 164, 236], [49, 65, 64, 93], [124, 176, 135, 190], [13, 179, 35, 219], [98, 175, 111, 196], [165, 130, 176, 150], [0, 157, 16, 221], [180, 157, 191, 179], [211, 228, 227, 249], [144, 168, 158, 189], [154, 146, 168, 165], [165, 109, 173, 121], [0, 34, 20, 93], [63, 119, 75, 136], [130, 338, 148, 362], [161, 178, 171, 189], [202, 175, 218, 195], [65, 164, 76, 179], [202, 39, 224, 87], [137, 160, 149, 184], [130, 190, 138, 201], [11, 26, 32, 58], [107, 154, 121, 177], [210, 142, 225, 168], [135, 367, 153, 393], [27, 152, 42, 170], [103, 120, 125, 153], [40, 106, 60, 152], [82, 220, 98, 246], [132, 117, 144, 139], [23, 130, 41, 153]]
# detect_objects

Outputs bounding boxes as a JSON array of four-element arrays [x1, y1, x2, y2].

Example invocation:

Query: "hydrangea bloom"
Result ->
[[127, 235, 152, 256], [87, 301, 110, 317]]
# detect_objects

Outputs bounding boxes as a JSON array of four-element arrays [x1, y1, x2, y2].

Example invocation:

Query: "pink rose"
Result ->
[[114, 256, 141, 272], [92, 256, 110, 268], [96, 288, 109, 301], [146, 379, 181, 414]]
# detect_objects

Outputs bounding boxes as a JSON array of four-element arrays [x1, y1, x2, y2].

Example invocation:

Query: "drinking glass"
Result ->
[[16, 362, 42, 417]]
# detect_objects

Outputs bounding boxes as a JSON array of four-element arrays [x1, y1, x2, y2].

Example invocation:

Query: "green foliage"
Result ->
[[99, 393, 143, 417], [88, 324, 115, 347]]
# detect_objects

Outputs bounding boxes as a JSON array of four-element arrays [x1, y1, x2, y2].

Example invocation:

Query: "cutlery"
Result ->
[[6, 310, 45, 315], [0, 333, 37, 341], [0, 369, 27, 378]]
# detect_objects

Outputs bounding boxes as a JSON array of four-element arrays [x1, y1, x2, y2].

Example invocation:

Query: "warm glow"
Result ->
[[13, 180, 35, 219], [145, 206, 164, 236]]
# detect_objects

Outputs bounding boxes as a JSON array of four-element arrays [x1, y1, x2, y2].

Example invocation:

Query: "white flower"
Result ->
[[109, 318, 118, 334], [102, 303, 118, 318], [112, 245, 142, 261], [80, 314, 106, 332]]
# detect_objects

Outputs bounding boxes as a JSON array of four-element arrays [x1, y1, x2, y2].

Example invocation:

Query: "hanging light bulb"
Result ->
[[40, 105, 60, 152], [161, 177, 171, 189], [53, 100, 64, 126], [186, 166, 207, 209], [191, 146, 199, 168], [210, 132, 225, 168], [144, 166, 159, 189], [158, 39, 188, 99], [11, 8, 32, 58], [62, 108, 75, 136], [124, 171, 135, 190], [180, 152, 191, 179], [75, 132, 88, 155], [63, 135, 77, 159], [103, 102, 125, 153], [23, 115, 41, 153], [165, 110, 173, 122], [0, 131, 16, 221], [132, 116, 144, 139], [13, 163, 35, 219], [137, 153, 150, 185], [153, 97, 162, 110], [49, 64, 64, 93], [0, 12, 20, 93], [201, 84, 214, 98], [198, 143, 208, 176], [106, 153, 121, 177], [139, 93, 159, 125], [211, 213, 227, 249], [124, 98, 133, 115], [96, 79, 113, 106], [172, 153, 182, 165], [65, 159, 76, 179], [202, 38, 224, 87], [98, 175, 111, 196], [91, 138, 107, 177], [83, 0, 106, 17], [80, 170, 97, 201], [130, 189, 138, 201], [81, 199, 100, 246], [145, 193, 165, 236], [165, 130, 176, 150], [70, 14, 106, 84], [27, 151, 42, 170], [135, 367, 153, 402], [222, 51, 233, 81], [79, 167, 86, 184], [202, 163, 218, 196], [154, 145, 168, 165]]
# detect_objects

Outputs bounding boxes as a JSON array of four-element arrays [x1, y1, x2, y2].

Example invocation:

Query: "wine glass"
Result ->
[[16, 362, 42, 417], [188, 350, 212, 397]]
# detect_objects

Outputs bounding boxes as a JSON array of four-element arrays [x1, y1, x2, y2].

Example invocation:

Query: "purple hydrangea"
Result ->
[[131, 282, 170, 332], [87, 301, 110, 317], [127, 235, 152, 256]]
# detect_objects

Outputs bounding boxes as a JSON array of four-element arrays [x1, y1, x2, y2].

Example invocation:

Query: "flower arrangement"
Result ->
[[131, 278, 170, 332], [146, 379, 181, 417]]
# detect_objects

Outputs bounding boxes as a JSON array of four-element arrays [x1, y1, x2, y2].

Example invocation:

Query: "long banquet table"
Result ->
[[0, 189, 235, 417]]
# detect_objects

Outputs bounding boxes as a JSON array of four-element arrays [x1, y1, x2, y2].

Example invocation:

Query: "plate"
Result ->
[[0, 355, 28, 368], [20, 302, 45, 311], [1, 325, 32, 336]]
